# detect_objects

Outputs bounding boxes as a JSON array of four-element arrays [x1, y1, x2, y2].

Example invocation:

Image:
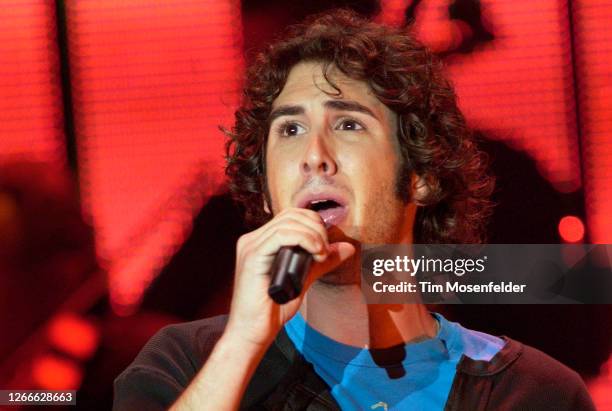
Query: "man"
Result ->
[[113, 10, 595, 410]]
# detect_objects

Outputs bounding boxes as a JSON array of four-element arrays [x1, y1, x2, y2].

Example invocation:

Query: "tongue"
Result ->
[[316, 206, 347, 228]]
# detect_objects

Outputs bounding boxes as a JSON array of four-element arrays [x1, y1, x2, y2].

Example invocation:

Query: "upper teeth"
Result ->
[[311, 199, 328, 205]]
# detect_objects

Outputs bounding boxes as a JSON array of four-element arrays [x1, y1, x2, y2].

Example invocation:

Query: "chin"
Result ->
[[318, 252, 361, 286], [318, 272, 360, 286], [327, 224, 361, 244]]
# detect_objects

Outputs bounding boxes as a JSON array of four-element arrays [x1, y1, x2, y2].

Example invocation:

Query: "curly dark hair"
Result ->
[[225, 9, 494, 243]]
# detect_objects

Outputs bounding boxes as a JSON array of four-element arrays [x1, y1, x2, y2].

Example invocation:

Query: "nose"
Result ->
[[301, 131, 337, 177]]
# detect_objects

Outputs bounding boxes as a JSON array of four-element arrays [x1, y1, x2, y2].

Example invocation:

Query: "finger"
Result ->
[[247, 207, 321, 239], [262, 215, 329, 253], [253, 226, 328, 261], [279, 207, 325, 225], [255, 218, 329, 257], [283, 209, 328, 236], [273, 209, 328, 242]]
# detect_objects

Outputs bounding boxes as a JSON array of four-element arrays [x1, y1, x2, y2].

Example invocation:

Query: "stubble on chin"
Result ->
[[318, 252, 361, 286], [316, 226, 362, 286]]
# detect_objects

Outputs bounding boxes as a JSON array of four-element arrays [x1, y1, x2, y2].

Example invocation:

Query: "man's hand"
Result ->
[[225, 207, 355, 348], [170, 208, 354, 410]]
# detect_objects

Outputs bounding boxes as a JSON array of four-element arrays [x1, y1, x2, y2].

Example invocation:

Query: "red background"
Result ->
[[0, 0, 610, 408]]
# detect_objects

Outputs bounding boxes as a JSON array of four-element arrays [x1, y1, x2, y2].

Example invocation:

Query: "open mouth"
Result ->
[[306, 199, 348, 227], [308, 199, 341, 212]]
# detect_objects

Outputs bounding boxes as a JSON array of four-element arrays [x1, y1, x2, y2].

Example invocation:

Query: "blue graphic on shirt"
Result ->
[[284, 312, 504, 411]]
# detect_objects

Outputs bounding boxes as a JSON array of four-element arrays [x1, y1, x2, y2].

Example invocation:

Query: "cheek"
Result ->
[[349, 156, 400, 215], [344, 142, 399, 183], [265, 152, 299, 212]]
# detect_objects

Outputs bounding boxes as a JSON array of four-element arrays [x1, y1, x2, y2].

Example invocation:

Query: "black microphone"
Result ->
[[268, 246, 313, 304]]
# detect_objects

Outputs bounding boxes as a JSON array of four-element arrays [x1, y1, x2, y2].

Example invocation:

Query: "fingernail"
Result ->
[[322, 216, 332, 229]]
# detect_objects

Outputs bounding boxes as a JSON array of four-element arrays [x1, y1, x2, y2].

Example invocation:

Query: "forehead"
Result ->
[[272, 61, 387, 112]]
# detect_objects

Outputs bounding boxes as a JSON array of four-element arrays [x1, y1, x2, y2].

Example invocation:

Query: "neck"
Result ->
[[299, 282, 437, 349]]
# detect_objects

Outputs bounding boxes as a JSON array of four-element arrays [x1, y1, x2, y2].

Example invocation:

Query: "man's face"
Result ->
[[265, 62, 418, 283]]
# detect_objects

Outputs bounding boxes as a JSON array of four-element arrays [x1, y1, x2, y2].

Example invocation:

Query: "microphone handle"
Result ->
[[268, 246, 313, 304]]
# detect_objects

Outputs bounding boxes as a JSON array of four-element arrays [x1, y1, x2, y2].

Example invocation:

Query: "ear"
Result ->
[[411, 174, 430, 206]]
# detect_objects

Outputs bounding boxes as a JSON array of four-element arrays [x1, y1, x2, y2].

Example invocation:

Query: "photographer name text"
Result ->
[[372, 281, 527, 294]]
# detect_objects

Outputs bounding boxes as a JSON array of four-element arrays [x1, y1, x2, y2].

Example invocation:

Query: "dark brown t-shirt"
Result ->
[[113, 315, 595, 410]]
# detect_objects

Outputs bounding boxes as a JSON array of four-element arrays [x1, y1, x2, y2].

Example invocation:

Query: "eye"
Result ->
[[276, 121, 306, 137], [335, 119, 365, 131]]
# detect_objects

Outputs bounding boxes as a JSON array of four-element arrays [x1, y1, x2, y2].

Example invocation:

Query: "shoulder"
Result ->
[[445, 315, 588, 394], [126, 314, 228, 378], [147, 315, 228, 364], [112, 315, 228, 411], [479, 338, 595, 410], [510, 340, 591, 393], [447, 319, 506, 362], [443, 312, 595, 411]]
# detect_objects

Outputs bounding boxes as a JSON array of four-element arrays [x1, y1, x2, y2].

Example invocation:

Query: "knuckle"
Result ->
[[303, 234, 318, 247], [276, 227, 294, 238], [239, 245, 252, 258], [278, 208, 292, 217], [237, 234, 248, 247], [236, 236, 248, 252], [305, 208, 321, 218]]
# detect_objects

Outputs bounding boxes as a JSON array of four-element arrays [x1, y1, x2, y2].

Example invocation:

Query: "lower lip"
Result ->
[[318, 206, 348, 228]]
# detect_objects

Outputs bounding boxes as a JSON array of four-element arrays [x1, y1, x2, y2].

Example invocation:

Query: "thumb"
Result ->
[[304, 241, 356, 288]]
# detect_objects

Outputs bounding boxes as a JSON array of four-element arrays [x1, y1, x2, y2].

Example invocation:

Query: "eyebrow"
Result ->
[[268, 105, 304, 124], [324, 100, 378, 120], [268, 99, 379, 124]]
